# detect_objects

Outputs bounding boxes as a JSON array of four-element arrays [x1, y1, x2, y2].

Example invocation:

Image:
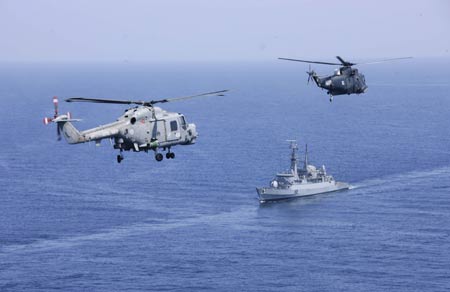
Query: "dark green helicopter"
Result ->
[[279, 56, 412, 102]]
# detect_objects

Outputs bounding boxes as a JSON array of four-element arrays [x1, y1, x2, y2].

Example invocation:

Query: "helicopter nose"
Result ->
[[187, 123, 198, 144]]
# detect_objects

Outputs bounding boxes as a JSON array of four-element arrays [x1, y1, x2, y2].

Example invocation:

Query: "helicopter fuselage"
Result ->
[[57, 105, 198, 153], [313, 66, 368, 96]]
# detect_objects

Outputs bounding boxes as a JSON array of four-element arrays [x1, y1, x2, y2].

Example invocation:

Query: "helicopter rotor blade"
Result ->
[[280, 56, 413, 67], [53, 96, 59, 118], [279, 57, 342, 66], [65, 97, 141, 105], [66, 90, 228, 107], [353, 57, 413, 65], [56, 125, 61, 141], [336, 56, 355, 66], [147, 90, 228, 105]]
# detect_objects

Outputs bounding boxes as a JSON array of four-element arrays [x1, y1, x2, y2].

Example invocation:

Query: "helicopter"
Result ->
[[43, 90, 228, 163], [278, 56, 412, 102]]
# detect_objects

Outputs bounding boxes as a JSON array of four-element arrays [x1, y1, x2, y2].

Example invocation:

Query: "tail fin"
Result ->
[[54, 114, 84, 144]]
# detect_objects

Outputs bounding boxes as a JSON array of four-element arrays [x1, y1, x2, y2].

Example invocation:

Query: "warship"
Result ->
[[256, 141, 349, 203]]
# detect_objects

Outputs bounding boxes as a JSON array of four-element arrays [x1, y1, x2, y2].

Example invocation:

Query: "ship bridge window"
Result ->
[[170, 120, 178, 132]]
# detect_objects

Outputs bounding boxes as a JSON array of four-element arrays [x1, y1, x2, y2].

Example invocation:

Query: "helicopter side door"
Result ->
[[346, 76, 355, 94], [165, 119, 181, 142]]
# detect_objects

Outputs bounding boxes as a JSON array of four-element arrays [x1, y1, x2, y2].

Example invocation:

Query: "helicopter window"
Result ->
[[170, 120, 178, 132], [179, 116, 187, 129], [130, 117, 136, 124], [180, 116, 186, 125]]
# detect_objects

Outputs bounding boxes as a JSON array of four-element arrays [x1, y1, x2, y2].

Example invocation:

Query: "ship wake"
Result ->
[[350, 165, 450, 194]]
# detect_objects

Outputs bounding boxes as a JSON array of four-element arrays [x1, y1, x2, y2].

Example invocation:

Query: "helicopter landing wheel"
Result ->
[[117, 154, 124, 163], [155, 153, 163, 161], [166, 151, 175, 159], [329, 96, 333, 102]]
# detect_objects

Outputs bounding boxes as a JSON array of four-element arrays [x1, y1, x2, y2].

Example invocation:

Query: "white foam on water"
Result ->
[[351, 165, 450, 191]]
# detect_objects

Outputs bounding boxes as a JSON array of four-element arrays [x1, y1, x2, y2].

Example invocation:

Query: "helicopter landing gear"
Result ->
[[329, 95, 334, 103], [166, 148, 175, 159], [117, 149, 124, 163], [155, 153, 163, 162]]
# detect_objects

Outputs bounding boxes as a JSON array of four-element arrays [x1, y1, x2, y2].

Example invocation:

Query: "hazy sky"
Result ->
[[1, 0, 449, 62]]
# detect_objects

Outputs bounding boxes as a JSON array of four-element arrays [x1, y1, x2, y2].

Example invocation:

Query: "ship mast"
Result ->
[[287, 140, 298, 177], [304, 144, 309, 170]]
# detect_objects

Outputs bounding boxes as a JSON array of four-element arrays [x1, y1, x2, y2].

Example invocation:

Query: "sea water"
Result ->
[[0, 59, 449, 291]]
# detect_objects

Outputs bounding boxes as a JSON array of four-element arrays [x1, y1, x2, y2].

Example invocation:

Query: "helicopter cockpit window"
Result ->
[[179, 116, 187, 129], [170, 120, 178, 132]]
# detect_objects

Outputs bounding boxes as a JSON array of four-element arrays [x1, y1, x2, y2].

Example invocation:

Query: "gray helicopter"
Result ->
[[279, 56, 412, 102], [43, 90, 227, 163]]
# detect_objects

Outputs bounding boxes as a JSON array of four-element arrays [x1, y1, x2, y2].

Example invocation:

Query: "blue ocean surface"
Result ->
[[0, 59, 449, 291]]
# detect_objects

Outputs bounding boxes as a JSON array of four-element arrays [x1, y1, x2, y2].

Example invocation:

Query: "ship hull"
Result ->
[[256, 182, 349, 203]]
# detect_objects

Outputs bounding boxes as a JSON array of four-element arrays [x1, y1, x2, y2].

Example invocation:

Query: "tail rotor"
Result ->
[[53, 96, 59, 118], [306, 65, 312, 84], [306, 65, 316, 85], [43, 96, 76, 141], [43, 96, 59, 124], [42, 96, 60, 140]]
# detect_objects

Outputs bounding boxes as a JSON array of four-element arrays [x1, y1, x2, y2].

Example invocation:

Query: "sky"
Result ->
[[0, 0, 449, 62]]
